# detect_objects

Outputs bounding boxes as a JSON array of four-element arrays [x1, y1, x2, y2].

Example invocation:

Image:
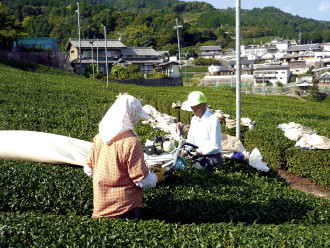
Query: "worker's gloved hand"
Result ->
[[154, 168, 165, 183]]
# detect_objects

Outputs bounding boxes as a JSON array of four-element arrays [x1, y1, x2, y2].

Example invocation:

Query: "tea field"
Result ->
[[0, 59, 329, 247]]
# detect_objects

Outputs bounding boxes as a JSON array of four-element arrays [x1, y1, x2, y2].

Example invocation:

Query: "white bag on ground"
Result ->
[[295, 134, 330, 149], [248, 148, 269, 172]]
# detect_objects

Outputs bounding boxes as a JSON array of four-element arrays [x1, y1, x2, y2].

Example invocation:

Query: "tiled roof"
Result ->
[[66, 38, 126, 49], [287, 44, 322, 52], [229, 59, 254, 65], [200, 46, 222, 51], [254, 65, 289, 71], [319, 72, 330, 78], [121, 47, 160, 56], [116, 58, 162, 64]]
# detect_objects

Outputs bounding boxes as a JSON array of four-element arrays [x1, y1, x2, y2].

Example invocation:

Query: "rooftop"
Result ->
[[66, 38, 126, 50]]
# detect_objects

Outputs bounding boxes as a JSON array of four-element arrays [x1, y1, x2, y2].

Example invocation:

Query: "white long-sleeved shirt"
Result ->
[[186, 107, 222, 155]]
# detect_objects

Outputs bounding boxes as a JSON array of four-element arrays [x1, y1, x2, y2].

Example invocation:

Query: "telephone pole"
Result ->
[[76, 3, 82, 74], [173, 18, 183, 79], [235, 0, 241, 140]]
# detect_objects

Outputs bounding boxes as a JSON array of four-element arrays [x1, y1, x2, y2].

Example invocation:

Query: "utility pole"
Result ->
[[90, 40, 94, 79], [76, 3, 82, 74], [96, 38, 99, 72], [235, 0, 241, 140], [103, 25, 109, 87], [173, 18, 183, 79]]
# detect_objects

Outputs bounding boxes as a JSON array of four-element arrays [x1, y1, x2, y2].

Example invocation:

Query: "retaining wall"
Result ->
[[0, 51, 73, 72]]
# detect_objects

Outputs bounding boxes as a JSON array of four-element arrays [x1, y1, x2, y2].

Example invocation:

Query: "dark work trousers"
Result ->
[[193, 152, 223, 171]]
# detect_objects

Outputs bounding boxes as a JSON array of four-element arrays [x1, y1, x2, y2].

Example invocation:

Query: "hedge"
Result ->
[[0, 59, 329, 246]]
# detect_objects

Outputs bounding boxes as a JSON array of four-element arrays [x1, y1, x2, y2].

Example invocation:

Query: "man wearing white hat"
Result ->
[[182, 91, 222, 171]]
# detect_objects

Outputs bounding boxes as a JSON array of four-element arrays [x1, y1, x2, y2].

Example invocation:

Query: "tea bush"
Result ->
[[0, 59, 329, 246]]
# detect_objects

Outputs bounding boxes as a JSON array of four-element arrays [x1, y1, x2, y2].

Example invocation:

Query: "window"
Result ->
[[83, 51, 92, 58], [102, 51, 117, 58], [70, 51, 74, 58]]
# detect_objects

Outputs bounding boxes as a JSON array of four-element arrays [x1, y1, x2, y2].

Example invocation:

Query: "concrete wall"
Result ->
[[0, 51, 73, 72], [199, 75, 254, 86], [116, 78, 183, 87]]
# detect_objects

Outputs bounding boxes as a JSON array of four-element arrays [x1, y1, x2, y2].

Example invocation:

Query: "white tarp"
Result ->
[[0, 130, 270, 172], [278, 122, 330, 149], [0, 130, 92, 166]]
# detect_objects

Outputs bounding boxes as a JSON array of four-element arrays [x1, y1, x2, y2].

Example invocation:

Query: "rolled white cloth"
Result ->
[[0, 130, 92, 166]]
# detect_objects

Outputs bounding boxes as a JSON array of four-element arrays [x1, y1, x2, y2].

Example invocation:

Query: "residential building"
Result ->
[[253, 65, 290, 85], [286, 44, 323, 55], [296, 81, 313, 90], [66, 38, 126, 73], [155, 61, 180, 78], [280, 44, 323, 63], [287, 61, 309, 75], [118, 47, 162, 75], [319, 72, 330, 86], [240, 45, 267, 57], [229, 59, 254, 69], [199, 46, 222, 59], [66, 38, 162, 75], [275, 41, 289, 52]]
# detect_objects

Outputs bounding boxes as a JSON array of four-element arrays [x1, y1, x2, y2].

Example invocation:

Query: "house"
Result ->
[[222, 48, 236, 59], [287, 61, 309, 75], [296, 81, 313, 90], [286, 44, 323, 55], [66, 38, 126, 73], [259, 53, 275, 63], [275, 41, 289, 52], [155, 61, 180, 78], [229, 59, 254, 69], [319, 72, 330, 86], [240, 46, 267, 57], [65, 38, 162, 75], [118, 47, 162, 75], [199, 46, 222, 59], [253, 65, 290, 85]]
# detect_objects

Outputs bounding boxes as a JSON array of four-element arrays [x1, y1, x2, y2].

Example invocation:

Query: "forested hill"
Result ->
[[1, 0, 330, 53]]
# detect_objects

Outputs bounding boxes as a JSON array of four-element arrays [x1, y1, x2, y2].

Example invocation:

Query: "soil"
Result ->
[[276, 169, 330, 200]]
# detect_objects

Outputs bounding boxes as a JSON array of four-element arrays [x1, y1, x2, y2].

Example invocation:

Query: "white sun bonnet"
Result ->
[[99, 95, 150, 144]]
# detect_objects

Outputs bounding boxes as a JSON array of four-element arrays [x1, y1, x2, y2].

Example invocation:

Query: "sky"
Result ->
[[183, 0, 330, 21]]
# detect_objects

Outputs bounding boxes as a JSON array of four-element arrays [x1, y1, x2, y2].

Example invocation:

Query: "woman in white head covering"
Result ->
[[84, 95, 164, 219]]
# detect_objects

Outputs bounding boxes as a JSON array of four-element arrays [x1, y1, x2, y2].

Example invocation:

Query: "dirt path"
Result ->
[[277, 169, 330, 200]]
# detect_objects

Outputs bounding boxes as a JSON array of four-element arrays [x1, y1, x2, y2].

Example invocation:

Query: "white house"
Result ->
[[208, 65, 221, 76], [240, 45, 267, 57], [253, 65, 290, 85], [156, 61, 180, 78]]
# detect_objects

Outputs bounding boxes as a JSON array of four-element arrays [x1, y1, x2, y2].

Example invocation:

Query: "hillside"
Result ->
[[0, 58, 329, 246], [1, 0, 330, 52]]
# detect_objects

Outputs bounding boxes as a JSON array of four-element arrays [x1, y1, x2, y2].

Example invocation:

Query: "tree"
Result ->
[[110, 64, 143, 80], [0, 3, 22, 50]]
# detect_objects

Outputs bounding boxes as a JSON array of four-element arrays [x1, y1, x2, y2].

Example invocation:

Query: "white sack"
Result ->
[[295, 134, 330, 149], [221, 134, 246, 153], [278, 122, 317, 141], [248, 148, 269, 172], [0, 130, 92, 166]]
